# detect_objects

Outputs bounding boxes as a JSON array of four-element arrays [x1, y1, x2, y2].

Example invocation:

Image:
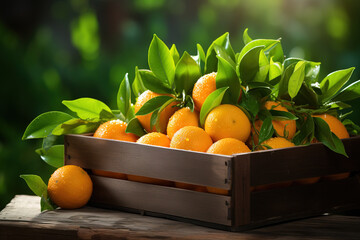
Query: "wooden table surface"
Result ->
[[1, 195, 360, 240]]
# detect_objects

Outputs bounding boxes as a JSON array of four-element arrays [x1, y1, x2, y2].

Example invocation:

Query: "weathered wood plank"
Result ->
[[1, 195, 360, 240], [65, 134, 231, 189]]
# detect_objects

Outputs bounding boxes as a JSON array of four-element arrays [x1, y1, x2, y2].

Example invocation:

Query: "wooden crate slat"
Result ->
[[65, 134, 231, 189], [249, 136, 360, 186], [250, 175, 360, 224], [90, 175, 232, 226]]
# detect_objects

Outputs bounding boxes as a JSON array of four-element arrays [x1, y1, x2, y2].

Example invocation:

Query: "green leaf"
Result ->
[[20, 175, 55, 211], [239, 45, 265, 84], [52, 118, 100, 136], [288, 61, 306, 98], [216, 56, 240, 104], [125, 118, 147, 137], [278, 62, 296, 98], [135, 95, 174, 116], [199, 87, 229, 126], [205, 32, 235, 74], [170, 44, 180, 65], [62, 98, 114, 120], [150, 108, 160, 131], [243, 28, 252, 45], [313, 117, 348, 157], [239, 90, 262, 118], [332, 79, 360, 102], [197, 44, 206, 63], [270, 110, 298, 120], [258, 117, 275, 144], [23, 111, 74, 140], [293, 114, 314, 145], [343, 118, 360, 136], [238, 39, 279, 64], [174, 51, 202, 94], [283, 58, 321, 84], [132, 66, 147, 98], [42, 135, 58, 151], [269, 58, 282, 81], [213, 44, 236, 68], [41, 196, 56, 211], [20, 174, 47, 197], [36, 145, 64, 168], [148, 34, 175, 86], [320, 67, 355, 103], [185, 95, 195, 112], [153, 97, 177, 131], [117, 73, 134, 121], [138, 69, 173, 94], [247, 82, 273, 99], [253, 49, 270, 82], [293, 83, 319, 108]]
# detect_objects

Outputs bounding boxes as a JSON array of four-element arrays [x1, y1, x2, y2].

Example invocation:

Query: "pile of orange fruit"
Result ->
[[91, 72, 351, 194], [22, 30, 359, 210]]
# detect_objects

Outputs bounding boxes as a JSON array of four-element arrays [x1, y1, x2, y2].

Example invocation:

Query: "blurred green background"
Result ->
[[1, 0, 359, 210]]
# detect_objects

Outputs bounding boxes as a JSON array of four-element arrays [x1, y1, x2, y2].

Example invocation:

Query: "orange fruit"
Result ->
[[206, 138, 250, 195], [128, 132, 172, 186], [312, 114, 349, 139], [93, 119, 136, 179], [47, 165, 93, 209], [93, 119, 138, 142], [207, 138, 251, 155], [264, 101, 296, 139], [254, 137, 295, 191], [134, 90, 178, 133], [167, 107, 199, 139], [136, 132, 170, 147], [192, 72, 217, 111], [170, 126, 213, 152], [92, 170, 127, 180], [261, 137, 295, 149], [204, 104, 251, 142]]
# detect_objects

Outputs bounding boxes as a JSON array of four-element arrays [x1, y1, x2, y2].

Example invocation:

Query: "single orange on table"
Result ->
[[264, 101, 296, 139], [204, 104, 251, 142], [127, 132, 173, 186], [313, 113, 350, 181], [206, 138, 251, 195], [92, 119, 137, 179], [192, 72, 217, 111], [167, 107, 199, 140], [135, 90, 178, 133], [48, 165, 93, 209]]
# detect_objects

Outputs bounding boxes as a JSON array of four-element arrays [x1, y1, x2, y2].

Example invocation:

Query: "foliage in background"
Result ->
[[1, 0, 360, 210]]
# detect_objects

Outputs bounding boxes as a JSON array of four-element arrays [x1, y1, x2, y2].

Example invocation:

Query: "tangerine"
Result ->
[[47, 165, 93, 209], [192, 72, 217, 111], [170, 126, 213, 152], [167, 107, 199, 139], [264, 101, 296, 139], [204, 104, 251, 142]]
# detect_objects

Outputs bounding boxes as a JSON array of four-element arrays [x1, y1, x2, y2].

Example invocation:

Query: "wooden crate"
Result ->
[[64, 134, 360, 231]]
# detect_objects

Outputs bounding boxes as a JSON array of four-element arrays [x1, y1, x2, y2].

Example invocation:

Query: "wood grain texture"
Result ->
[[90, 175, 231, 226], [248, 136, 360, 186], [65, 134, 232, 189], [1, 195, 360, 240]]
